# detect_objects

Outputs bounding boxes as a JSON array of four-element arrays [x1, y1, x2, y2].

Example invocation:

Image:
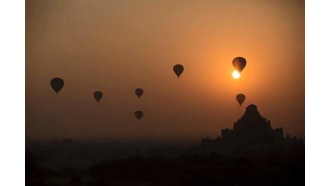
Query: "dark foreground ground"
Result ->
[[26, 140, 304, 186]]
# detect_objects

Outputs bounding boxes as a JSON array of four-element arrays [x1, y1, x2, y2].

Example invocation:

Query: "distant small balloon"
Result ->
[[236, 94, 246, 106], [232, 57, 246, 73], [50, 77, 64, 94], [135, 88, 143, 98], [135, 111, 143, 120], [93, 91, 103, 103], [173, 64, 184, 78]]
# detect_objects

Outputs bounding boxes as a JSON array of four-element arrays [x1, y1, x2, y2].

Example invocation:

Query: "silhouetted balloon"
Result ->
[[50, 77, 64, 94], [173, 64, 184, 78], [232, 57, 246, 73], [135, 111, 143, 120], [135, 88, 143, 98], [93, 91, 103, 103], [236, 94, 245, 106]]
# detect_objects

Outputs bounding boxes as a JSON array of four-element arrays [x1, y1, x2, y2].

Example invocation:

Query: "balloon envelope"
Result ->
[[135, 111, 143, 120], [50, 77, 64, 94], [135, 88, 143, 98], [93, 91, 103, 102], [236, 94, 245, 106], [173, 64, 184, 78], [232, 57, 246, 73]]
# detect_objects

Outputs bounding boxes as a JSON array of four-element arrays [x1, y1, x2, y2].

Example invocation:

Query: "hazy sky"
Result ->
[[26, 0, 304, 141]]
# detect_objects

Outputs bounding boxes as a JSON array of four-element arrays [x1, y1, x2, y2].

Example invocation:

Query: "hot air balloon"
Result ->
[[135, 88, 143, 98], [232, 57, 246, 73], [93, 91, 103, 103], [173, 64, 184, 78], [236, 94, 245, 106], [135, 111, 143, 120], [50, 77, 64, 94]]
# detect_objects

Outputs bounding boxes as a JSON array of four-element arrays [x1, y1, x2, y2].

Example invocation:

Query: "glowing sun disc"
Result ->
[[232, 70, 240, 79]]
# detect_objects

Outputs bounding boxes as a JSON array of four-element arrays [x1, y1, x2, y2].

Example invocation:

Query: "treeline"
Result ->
[[26, 143, 304, 186]]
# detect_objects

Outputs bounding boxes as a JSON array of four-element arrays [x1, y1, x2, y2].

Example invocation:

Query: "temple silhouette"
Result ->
[[26, 104, 305, 185], [201, 104, 304, 158]]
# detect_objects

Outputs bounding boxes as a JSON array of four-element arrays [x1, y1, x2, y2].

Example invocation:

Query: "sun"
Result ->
[[232, 70, 240, 79]]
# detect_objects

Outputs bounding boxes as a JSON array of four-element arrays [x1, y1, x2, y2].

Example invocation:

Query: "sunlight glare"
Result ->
[[232, 70, 240, 79]]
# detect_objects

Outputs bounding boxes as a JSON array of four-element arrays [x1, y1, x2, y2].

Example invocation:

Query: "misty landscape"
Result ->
[[26, 104, 304, 186]]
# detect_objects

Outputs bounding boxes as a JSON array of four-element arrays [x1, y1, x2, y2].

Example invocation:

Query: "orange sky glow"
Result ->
[[26, 0, 304, 141]]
